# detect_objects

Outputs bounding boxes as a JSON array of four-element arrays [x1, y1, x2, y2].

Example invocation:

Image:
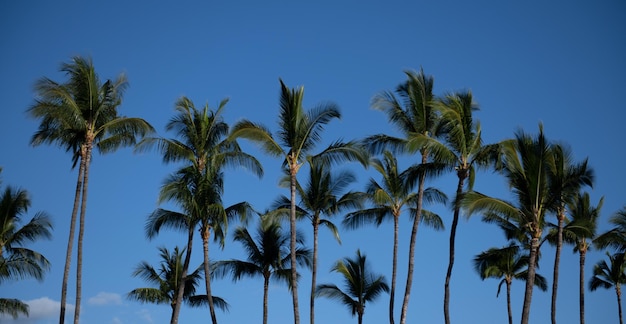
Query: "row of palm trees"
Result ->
[[13, 55, 626, 324]]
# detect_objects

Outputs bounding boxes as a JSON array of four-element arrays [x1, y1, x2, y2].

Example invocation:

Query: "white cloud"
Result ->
[[136, 309, 153, 324], [88, 292, 122, 306], [111, 317, 123, 324], [0, 297, 74, 323]]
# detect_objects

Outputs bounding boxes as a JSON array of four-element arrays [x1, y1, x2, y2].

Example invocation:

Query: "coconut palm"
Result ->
[[473, 244, 548, 324], [213, 217, 312, 324], [28, 56, 153, 323], [562, 192, 603, 324], [230, 79, 367, 324], [426, 90, 502, 324], [343, 151, 446, 323], [590, 252, 626, 324], [595, 207, 626, 253], [273, 162, 362, 324], [316, 249, 389, 324], [364, 69, 444, 324], [546, 143, 594, 324], [0, 180, 53, 319], [138, 96, 261, 324], [462, 125, 553, 324], [127, 246, 228, 317]]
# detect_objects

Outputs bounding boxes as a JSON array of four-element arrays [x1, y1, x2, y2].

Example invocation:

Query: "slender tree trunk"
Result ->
[[310, 219, 319, 324], [202, 226, 218, 324], [579, 247, 586, 324], [444, 173, 466, 324], [74, 142, 93, 324], [506, 279, 513, 324], [358, 311, 363, 324], [520, 234, 540, 324], [617, 285, 623, 324], [289, 163, 300, 324], [400, 153, 426, 324], [551, 209, 565, 324], [389, 215, 399, 324], [171, 228, 194, 324], [59, 150, 85, 324], [263, 272, 270, 324]]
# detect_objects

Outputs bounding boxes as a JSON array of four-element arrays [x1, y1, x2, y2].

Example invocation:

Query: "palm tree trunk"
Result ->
[[310, 219, 319, 324], [551, 210, 565, 324], [579, 248, 586, 324], [389, 215, 399, 324], [202, 226, 218, 324], [263, 272, 270, 324], [289, 164, 300, 324], [400, 154, 426, 324], [171, 228, 194, 324], [617, 285, 623, 324], [506, 279, 513, 324], [358, 311, 363, 324], [444, 174, 465, 324], [520, 235, 540, 324], [59, 151, 85, 324], [74, 142, 93, 324]]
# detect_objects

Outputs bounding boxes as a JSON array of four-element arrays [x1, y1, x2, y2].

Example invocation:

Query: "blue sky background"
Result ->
[[1, 1, 625, 323]]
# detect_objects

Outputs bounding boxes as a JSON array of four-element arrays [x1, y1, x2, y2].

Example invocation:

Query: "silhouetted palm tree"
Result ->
[[127, 246, 228, 318], [230, 79, 367, 324], [28, 56, 153, 323], [0, 178, 52, 319], [213, 218, 312, 324], [364, 69, 445, 324], [473, 244, 548, 324], [138, 97, 261, 324], [274, 162, 362, 324], [463, 125, 553, 324], [316, 250, 389, 324], [546, 143, 593, 324], [343, 151, 446, 323], [590, 252, 626, 324]]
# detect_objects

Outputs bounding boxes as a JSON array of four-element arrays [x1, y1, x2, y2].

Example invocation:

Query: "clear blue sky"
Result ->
[[1, 1, 625, 323]]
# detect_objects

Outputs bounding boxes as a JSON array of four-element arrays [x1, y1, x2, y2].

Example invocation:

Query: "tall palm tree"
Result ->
[[230, 79, 368, 324], [365, 69, 444, 324], [316, 249, 390, 324], [139, 96, 261, 324], [28, 56, 153, 323], [343, 151, 446, 324], [562, 192, 603, 324], [590, 252, 626, 324], [0, 181, 53, 319], [546, 143, 594, 324], [473, 244, 548, 324], [127, 246, 228, 317], [462, 125, 553, 324], [273, 162, 362, 324], [213, 217, 312, 324], [426, 90, 501, 324]]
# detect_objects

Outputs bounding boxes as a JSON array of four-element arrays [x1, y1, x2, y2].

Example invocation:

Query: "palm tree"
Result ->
[[316, 249, 390, 324], [563, 192, 603, 324], [0, 180, 53, 319], [213, 217, 312, 324], [462, 125, 552, 324], [127, 246, 228, 318], [138, 97, 261, 324], [590, 252, 626, 324], [230, 79, 368, 324], [595, 207, 626, 253], [365, 69, 444, 324], [28, 56, 153, 323], [273, 162, 362, 324], [343, 151, 446, 324], [473, 244, 548, 324], [546, 143, 594, 324], [426, 90, 501, 324]]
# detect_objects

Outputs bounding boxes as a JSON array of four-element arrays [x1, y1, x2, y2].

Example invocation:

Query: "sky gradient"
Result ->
[[1, 1, 625, 323]]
